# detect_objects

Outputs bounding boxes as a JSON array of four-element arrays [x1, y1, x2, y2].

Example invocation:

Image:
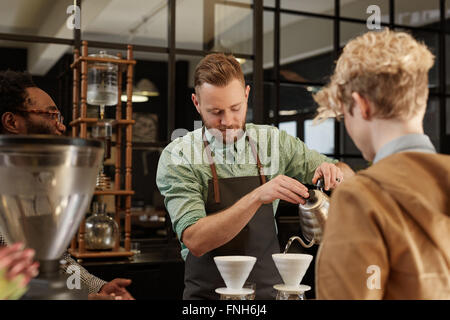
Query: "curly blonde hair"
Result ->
[[313, 29, 435, 122]]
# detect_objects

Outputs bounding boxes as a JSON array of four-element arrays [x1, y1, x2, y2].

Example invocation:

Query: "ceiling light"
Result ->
[[120, 78, 159, 103], [121, 94, 149, 103]]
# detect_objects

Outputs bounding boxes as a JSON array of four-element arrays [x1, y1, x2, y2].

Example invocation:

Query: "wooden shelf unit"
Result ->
[[69, 40, 136, 260]]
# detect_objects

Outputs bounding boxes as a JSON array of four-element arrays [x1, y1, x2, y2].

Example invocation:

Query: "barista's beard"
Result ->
[[200, 115, 247, 144], [25, 120, 56, 135]]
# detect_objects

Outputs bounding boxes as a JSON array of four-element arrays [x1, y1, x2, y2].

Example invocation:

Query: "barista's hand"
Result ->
[[254, 174, 309, 205], [0, 242, 39, 286], [98, 278, 135, 300], [312, 162, 344, 191]]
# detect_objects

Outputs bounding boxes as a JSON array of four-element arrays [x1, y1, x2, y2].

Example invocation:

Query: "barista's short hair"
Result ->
[[0, 70, 36, 132], [313, 29, 434, 122], [194, 53, 245, 95]]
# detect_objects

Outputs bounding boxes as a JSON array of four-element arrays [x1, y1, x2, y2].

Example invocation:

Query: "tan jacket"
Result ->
[[316, 152, 450, 299]]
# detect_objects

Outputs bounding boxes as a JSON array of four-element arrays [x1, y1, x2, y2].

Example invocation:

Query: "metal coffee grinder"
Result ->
[[0, 135, 104, 299]]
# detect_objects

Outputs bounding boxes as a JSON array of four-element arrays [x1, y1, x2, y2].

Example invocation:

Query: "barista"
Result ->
[[156, 53, 355, 300], [0, 70, 133, 300]]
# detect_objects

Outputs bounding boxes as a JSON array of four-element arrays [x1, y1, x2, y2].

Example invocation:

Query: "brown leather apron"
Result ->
[[183, 128, 282, 300]]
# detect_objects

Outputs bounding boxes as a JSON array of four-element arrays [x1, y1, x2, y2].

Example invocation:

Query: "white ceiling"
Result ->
[[0, 0, 442, 75]]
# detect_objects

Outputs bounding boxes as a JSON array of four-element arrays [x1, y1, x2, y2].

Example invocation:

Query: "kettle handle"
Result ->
[[316, 178, 324, 191]]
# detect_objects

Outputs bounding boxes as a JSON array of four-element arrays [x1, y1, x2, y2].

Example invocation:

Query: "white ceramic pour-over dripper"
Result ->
[[214, 256, 257, 290], [272, 253, 313, 287]]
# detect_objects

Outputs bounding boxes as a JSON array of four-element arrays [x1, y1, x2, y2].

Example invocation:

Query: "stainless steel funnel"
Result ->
[[0, 135, 103, 260]]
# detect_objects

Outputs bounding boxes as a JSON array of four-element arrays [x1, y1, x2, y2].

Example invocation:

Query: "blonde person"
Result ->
[[313, 29, 450, 299]]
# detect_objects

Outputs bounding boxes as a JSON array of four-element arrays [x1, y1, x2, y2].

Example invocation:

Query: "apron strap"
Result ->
[[247, 136, 267, 185], [202, 127, 266, 204], [202, 135, 221, 204]]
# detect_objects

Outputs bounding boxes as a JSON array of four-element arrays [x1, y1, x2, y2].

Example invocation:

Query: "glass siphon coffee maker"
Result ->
[[85, 201, 119, 250], [92, 120, 113, 190]]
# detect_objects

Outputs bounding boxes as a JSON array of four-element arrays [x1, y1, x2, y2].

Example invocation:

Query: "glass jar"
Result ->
[[85, 202, 119, 250], [87, 50, 119, 107], [275, 290, 306, 300]]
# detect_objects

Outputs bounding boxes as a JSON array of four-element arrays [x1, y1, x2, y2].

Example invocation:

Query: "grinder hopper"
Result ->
[[0, 135, 103, 299]]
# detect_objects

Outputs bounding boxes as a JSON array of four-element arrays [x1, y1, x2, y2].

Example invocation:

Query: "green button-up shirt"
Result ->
[[156, 123, 337, 260]]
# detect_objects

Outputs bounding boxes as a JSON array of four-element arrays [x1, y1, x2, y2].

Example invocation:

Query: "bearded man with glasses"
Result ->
[[0, 71, 66, 135], [0, 70, 134, 300]]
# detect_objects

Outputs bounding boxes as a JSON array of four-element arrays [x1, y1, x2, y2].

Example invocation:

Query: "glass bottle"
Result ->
[[85, 202, 119, 250]]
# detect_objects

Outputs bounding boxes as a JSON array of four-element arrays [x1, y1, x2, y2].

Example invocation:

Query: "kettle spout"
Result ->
[[283, 236, 315, 253]]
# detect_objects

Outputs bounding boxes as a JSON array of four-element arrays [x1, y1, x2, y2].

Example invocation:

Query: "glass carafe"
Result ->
[[275, 290, 306, 300], [92, 120, 113, 190], [85, 202, 119, 250]]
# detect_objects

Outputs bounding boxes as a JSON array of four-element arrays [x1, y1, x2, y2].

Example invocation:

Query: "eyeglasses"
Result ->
[[16, 108, 64, 124]]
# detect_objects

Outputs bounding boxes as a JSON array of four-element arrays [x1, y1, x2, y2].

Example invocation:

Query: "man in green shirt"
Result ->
[[156, 53, 354, 300]]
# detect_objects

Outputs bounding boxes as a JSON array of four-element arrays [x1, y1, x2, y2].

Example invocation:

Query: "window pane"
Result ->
[[0, 0, 74, 38], [279, 120, 298, 138], [395, 0, 440, 29], [340, 21, 375, 48], [447, 0, 450, 32], [281, 0, 334, 15], [341, 0, 389, 23], [279, 84, 320, 114], [83, 0, 168, 47], [176, 0, 253, 54], [304, 118, 335, 154], [342, 157, 370, 172], [259, 83, 320, 124], [446, 35, 450, 94], [262, 10, 275, 81], [447, 98, 450, 135], [280, 15, 334, 83], [423, 97, 440, 152], [342, 123, 361, 155]]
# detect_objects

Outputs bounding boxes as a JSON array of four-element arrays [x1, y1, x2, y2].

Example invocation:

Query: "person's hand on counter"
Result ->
[[0, 242, 39, 300], [97, 278, 134, 300]]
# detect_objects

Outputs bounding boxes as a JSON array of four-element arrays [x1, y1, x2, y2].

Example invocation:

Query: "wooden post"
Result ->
[[80, 41, 88, 139], [124, 45, 134, 252], [114, 53, 123, 252], [78, 41, 89, 253], [71, 48, 80, 252], [72, 48, 80, 138]]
